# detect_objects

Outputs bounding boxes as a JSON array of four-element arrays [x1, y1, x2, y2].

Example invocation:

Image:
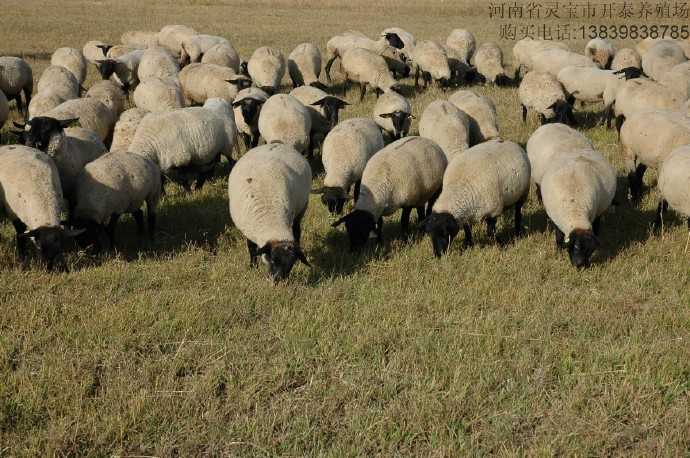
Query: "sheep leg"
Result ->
[[106, 214, 120, 249], [535, 184, 543, 203], [514, 198, 526, 238], [132, 209, 145, 236], [292, 206, 307, 248], [240, 132, 251, 151], [462, 224, 473, 248], [325, 56, 337, 83], [353, 180, 361, 202], [12, 219, 27, 257], [358, 82, 367, 102], [539, 113, 547, 125], [416, 206, 425, 222], [628, 163, 646, 203], [521, 105, 527, 123], [247, 239, 260, 268], [485, 216, 498, 243], [426, 189, 441, 217], [342, 75, 349, 96], [555, 226, 565, 250], [375, 216, 384, 244], [615, 115, 625, 137], [251, 132, 260, 148], [13, 93, 23, 113], [400, 207, 412, 239], [147, 203, 156, 241]]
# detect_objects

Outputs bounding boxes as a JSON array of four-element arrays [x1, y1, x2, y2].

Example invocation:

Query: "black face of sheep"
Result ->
[[495, 74, 512, 87], [19, 226, 83, 271], [332, 209, 378, 252], [96, 44, 113, 57], [24, 117, 79, 151], [383, 33, 405, 50], [437, 77, 450, 91], [239, 61, 249, 76], [417, 212, 460, 258], [254, 242, 310, 284], [233, 98, 265, 126], [613, 67, 646, 80], [547, 101, 578, 127], [311, 96, 349, 126], [378, 111, 411, 140], [565, 229, 602, 269], [96, 59, 118, 80], [311, 186, 352, 215], [226, 77, 252, 90], [309, 81, 327, 90], [64, 218, 104, 250]]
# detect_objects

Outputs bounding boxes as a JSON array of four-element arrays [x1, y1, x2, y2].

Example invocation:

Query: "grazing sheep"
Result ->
[[178, 63, 251, 105], [331, 136, 447, 251], [557, 65, 627, 126], [288, 43, 324, 89], [511, 37, 569, 80], [0, 145, 81, 269], [201, 43, 242, 73], [257, 93, 312, 154], [51, 47, 88, 85], [179, 34, 231, 65], [380, 47, 410, 78], [474, 42, 511, 86], [324, 32, 404, 82], [659, 61, 690, 99], [641, 40, 688, 82], [448, 89, 500, 145], [519, 71, 577, 126], [373, 91, 413, 142], [110, 107, 150, 151], [102, 44, 144, 60], [157, 24, 198, 58], [610, 47, 642, 71], [232, 87, 269, 150], [418, 99, 470, 161], [97, 48, 145, 90], [290, 85, 349, 153], [613, 78, 687, 132], [0, 56, 33, 112], [86, 80, 126, 120], [585, 38, 615, 69], [228, 143, 311, 283], [440, 44, 476, 83], [381, 27, 416, 58], [418, 139, 530, 257], [133, 76, 185, 112], [531, 49, 598, 77], [120, 30, 159, 47], [409, 40, 451, 89], [247, 47, 286, 95], [36, 65, 80, 96], [311, 117, 385, 214], [340, 47, 401, 101], [619, 108, 690, 202], [540, 149, 617, 268], [137, 46, 180, 83], [446, 29, 476, 64], [656, 145, 690, 230], [69, 151, 161, 250], [44, 98, 114, 142]]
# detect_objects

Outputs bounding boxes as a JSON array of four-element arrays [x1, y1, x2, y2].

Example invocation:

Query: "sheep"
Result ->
[[373, 91, 413, 142], [289, 85, 349, 153], [137, 46, 180, 83], [96, 48, 145, 90], [36, 65, 80, 96], [526, 123, 594, 201], [636, 37, 665, 58], [474, 42, 511, 86], [129, 97, 238, 191], [29, 65, 81, 120], [68, 151, 161, 250], [44, 98, 114, 142], [288, 43, 324, 89], [340, 47, 401, 101], [518, 71, 577, 126], [0, 144, 82, 269], [179, 63, 251, 105], [110, 107, 150, 151], [232, 87, 269, 150], [247, 47, 286, 95], [331, 136, 447, 251], [656, 145, 690, 230], [311, 118, 384, 214], [85, 80, 126, 120], [133, 76, 185, 112], [0, 56, 33, 112], [610, 47, 642, 71], [179, 34, 230, 66], [540, 149, 617, 268], [380, 47, 410, 78], [409, 40, 451, 89], [418, 100, 470, 162], [324, 31, 404, 82], [659, 61, 690, 99], [120, 30, 159, 47], [613, 78, 687, 132], [257, 93, 312, 154], [511, 37, 569, 80], [530, 49, 598, 77], [0, 90, 8, 130], [446, 29, 476, 64], [227, 142, 311, 283], [585, 38, 615, 69], [641, 40, 688, 82], [157, 24, 199, 58], [201, 43, 242, 73], [556, 65, 627, 126], [51, 47, 88, 85], [83, 40, 108, 72], [381, 27, 416, 58], [102, 44, 144, 60], [619, 108, 690, 202], [447, 89, 500, 145], [440, 44, 476, 83], [418, 139, 530, 257]]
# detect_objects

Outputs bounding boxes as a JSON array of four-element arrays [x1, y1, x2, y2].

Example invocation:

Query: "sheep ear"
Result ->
[[62, 228, 86, 237], [310, 97, 328, 107], [331, 214, 352, 227], [18, 229, 39, 240], [59, 118, 80, 128], [337, 189, 353, 200], [296, 249, 311, 267], [416, 217, 429, 231], [407, 113, 416, 119], [95, 59, 105, 64], [378, 112, 393, 119], [310, 187, 325, 195], [231, 99, 243, 108], [254, 244, 271, 256], [13, 121, 26, 129]]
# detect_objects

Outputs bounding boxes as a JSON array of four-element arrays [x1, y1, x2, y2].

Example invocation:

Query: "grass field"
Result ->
[[1, 0, 690, 455]]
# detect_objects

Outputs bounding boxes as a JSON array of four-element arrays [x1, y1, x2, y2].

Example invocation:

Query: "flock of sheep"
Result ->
[[1, 23, 690, 283]]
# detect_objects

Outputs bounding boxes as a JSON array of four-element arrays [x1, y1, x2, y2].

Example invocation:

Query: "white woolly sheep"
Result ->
[[0, 56, 33, 112], [540, 148, 617, 268], [440, 44, 476, 83], [656, 145, 690, 230], [232, 87, 269, 150], [340, 47, 401, 101], [419, 139, 530, 257], [29, 65, 81, 120], [311, 117, 385, 214], [86, 80, 126, 120], [613, 78, 687, 132], [129, 97, 237, 190], [290, 85, 349, 154], [0, 144, 81, 269], [331, 136, 447, 251], [474, 42, 511, 86], [585, 38, 615, 69], [51, 47, 88, 85], [179, 34, 230, 66], [110, 107, 150, 151], [36, 65, 80, 96], [418, 99, 470, 162], [447, 89, 500, 145], [257, 93, 312, 154], [511, 37, 569, 80], [133, 76, 185, 112], [157, 24, 199, 58], [610, 47, 642, 71], [44, 98, 114, 142], [446, 29, 476, 64], [137, 46, 180, 83], [519, 71, 577, 126], [636, 38, 665, 58], [120, 30, 159, 47], [619, 108, 690, 202], [201, 43, 242, 73], [659, 61, 690, 99], [373, 91, 413, 142], [288, 43, 324, 89], [324, 31, 405, 82], [531, 49, 598, 77], [179, 63, 251, 105], [103, 44, 145, 60], [69, 150, 161, 250], [409, 40, 451, 89], [247, 47, 286, 95], [96, 48, 145, 90], [83, 40, 108, 72], [380, 47, 410, 79], [228, 142, 312, 283], [642, 40, 688, 82]]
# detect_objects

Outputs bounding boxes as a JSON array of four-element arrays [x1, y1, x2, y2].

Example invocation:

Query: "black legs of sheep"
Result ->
[[627, 163, 647, 203]]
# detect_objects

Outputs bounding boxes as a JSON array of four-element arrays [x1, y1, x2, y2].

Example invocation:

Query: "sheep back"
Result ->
[[526, 123, 594, 186], [110, 108, 151, 151], [258, 94, 312, 154], [658, 145, 690, 220], [51, 47, 88, 84], [133, 76, 185, 112], [418, 99, 470, 161], [448, 89, 500, 145]]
